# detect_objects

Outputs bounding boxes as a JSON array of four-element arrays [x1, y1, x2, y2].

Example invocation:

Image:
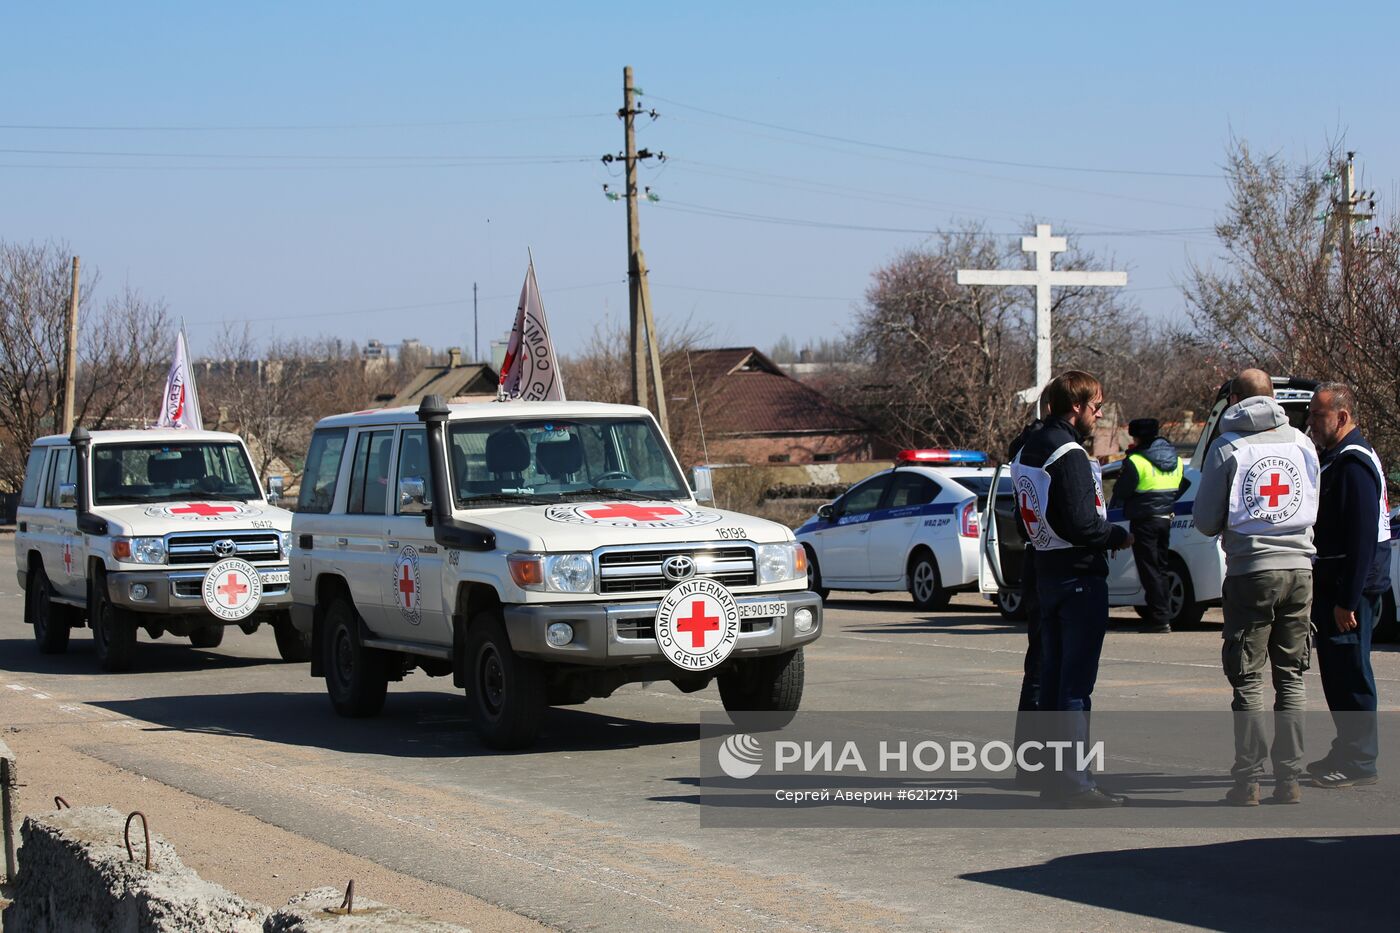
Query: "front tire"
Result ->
[[1374, 591, 1398, 644], [908, 551, 950, 612], [996, 587, 1027, 622], [323, 597, 388, 717], [1167, 557, 1205, 630], [272, 612, 313, 662], [189, 624, 225, 649], [90, 569, 136, 672], [803, 547, 829, 601], [27, 565, 72, 655], [467, 611, 545, 750], [718, 648, 805, 713]]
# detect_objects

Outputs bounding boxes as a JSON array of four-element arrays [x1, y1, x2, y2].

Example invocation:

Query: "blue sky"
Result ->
[[3, 1, 1395, 359]]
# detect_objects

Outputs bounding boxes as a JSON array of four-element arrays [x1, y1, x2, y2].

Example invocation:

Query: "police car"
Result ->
[[980, 377, 1318, 627], [1377, 505, 1400, 643], [796, 450, 991, 610]]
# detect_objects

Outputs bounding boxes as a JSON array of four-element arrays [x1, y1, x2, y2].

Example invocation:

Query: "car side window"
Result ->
[[347, 430, 394, 515], [886, 473, 938, 508], [394, 428, 432, 514], [19, 447, 47, 508], [841, 476, 890, 517], [44, 448, 75, 509], [297, 428, 348, 514]]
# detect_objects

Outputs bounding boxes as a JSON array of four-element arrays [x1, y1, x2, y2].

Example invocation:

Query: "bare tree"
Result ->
[[0, 240, 168, 490], [1186, 140, 1400, 465]]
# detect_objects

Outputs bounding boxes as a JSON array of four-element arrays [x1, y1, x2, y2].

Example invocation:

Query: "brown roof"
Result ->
[[674, 348, 871, 436], [387, 362, 499, 407]]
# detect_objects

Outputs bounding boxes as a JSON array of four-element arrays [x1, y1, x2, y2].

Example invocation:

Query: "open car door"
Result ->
[[979, 464, 1008, 595]]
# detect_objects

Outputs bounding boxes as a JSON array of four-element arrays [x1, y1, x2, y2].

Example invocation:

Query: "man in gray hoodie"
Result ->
[[1194, 368, 1320, 806]]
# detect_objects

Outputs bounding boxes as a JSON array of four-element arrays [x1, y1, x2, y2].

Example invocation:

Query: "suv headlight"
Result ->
[[507, 552, 595, 593], [278, 531, 293, 561], [757, 542, 805, 585], [113, 536, 167, 564]]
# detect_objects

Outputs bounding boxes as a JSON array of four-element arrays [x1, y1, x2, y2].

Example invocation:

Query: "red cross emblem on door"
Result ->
[[1258, 473, 1291, 508], [63, 542, 73, 575], [675, 599, 720, 649], [217, 572, 249, 606], [398, 563, 416, 609], [172, 503, 238, 517]]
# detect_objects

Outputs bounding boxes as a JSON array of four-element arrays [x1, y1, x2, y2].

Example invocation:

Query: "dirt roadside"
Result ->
[[0, 722, 549, 932]]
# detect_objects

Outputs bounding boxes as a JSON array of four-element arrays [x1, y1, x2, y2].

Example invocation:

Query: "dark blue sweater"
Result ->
[[1314, 428, 1391, 610]]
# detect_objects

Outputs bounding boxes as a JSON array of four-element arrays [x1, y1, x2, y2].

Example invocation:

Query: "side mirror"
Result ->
[[399, 476, 429, 514], [266, 475, 284, 504], [57, 483, 78, 510], [817, 503, 837, 521]]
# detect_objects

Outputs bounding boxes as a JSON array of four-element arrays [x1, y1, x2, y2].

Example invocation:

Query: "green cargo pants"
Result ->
[[1221, 568, 1313, 783]]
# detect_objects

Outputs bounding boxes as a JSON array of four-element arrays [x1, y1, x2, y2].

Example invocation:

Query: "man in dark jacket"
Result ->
[[1012, 370, 1133, 807], [1305, 382, 1390, 787], [1110, 418, 1186, 633]]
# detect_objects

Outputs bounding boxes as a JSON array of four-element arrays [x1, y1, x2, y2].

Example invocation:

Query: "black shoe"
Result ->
[[1057, 788, 1126, 809], [1305, 757, 1336, 777], [1310, 770, 1379, 789], [1142, 624, 1172, 634]]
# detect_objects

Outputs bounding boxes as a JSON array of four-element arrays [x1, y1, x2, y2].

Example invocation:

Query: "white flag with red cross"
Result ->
[[156, 329, 204, 430], [499, 256, 566, 402]]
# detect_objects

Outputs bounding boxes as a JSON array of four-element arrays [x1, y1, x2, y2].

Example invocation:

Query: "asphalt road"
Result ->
[[2, 553, 1398, 932]]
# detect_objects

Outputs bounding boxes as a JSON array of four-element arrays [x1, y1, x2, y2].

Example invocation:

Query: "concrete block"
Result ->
[[0, 737, 15, 883], [0, 805, 265, 933], [265, 886, 468, 932]]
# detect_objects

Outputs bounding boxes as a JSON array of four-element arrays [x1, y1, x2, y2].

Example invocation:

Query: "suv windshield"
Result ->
[[447, 417, 688, 507], [92, 442, 261, 505]]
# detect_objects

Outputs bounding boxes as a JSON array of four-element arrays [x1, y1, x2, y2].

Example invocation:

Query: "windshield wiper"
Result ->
[[460, 492, 556, 507], [555, 487, 681, 502]]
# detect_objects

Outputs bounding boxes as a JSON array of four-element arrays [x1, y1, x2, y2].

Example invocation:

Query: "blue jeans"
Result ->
[[1314, 588, 1381, 777], [1035, 571, 1109, 795]]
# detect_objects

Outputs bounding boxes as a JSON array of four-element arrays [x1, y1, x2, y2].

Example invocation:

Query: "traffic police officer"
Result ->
[[1011, 370, 1132, 808], [1306, 382, 1390, 787], [1110, 418, 1186, 633]]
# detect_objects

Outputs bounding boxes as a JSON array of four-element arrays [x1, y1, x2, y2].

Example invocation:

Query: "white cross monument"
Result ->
[[956, 224, 1127, 404]]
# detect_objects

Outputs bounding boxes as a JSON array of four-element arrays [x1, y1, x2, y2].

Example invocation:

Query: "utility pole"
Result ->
[[61, 256, 80, 434], [616, 66, 669, 434], [473, 281, 479, 363], [1333, 151, 1374, 322]]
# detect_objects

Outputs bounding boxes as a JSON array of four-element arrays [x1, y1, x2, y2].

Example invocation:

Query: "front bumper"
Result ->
[[106, 566, 292, 617], [502, 590, 822, 665]]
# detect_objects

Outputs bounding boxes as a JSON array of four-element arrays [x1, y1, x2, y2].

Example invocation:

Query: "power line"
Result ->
[[646, 93, 1222, 180], [0, 114, 611, 132], [654, 199, 1214, 240], [0, 146, 596, 163]]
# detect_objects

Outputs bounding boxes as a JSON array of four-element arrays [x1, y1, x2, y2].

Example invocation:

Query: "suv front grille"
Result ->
[[598, 545, 756, 595], [167, 531, 282, 566]]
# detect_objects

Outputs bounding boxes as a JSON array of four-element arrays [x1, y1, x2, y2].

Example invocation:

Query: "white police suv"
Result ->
[[796, 450, 991, 610], [980, 377, 1318, 628]]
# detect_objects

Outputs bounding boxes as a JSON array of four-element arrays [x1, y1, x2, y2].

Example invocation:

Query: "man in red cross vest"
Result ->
[[1196, 368, 1321, 807]]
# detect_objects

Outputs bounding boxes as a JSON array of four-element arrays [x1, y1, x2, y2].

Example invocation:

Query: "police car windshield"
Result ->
[[446, 417, 688, 507], [92, 443, 260, 505]]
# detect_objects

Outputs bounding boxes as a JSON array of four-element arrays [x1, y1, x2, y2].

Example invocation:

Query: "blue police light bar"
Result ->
[[896, 449, 988, 465]]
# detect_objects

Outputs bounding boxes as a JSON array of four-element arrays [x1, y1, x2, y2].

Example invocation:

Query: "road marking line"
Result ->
[[6, 684, 27, 691]]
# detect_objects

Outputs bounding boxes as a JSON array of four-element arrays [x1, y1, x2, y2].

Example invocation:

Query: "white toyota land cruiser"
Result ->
[[14, 427, 302, 671], [289, 396, 822, 749]]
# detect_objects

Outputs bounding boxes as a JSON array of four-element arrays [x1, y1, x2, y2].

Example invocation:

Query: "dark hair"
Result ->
[[1044, 371, 1102, 417]]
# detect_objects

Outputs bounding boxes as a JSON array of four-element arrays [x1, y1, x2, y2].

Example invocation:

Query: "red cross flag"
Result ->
[[499, 255, 566, 402], [156, 328, 204, 430]]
